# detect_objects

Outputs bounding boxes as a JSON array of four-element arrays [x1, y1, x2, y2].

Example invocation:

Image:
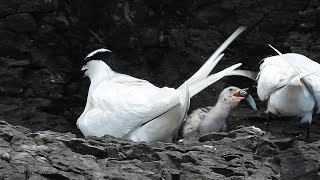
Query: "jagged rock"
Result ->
[[2, 120, 320, 179], [0, 121, 282, 179], [273, 141, 320, 179]]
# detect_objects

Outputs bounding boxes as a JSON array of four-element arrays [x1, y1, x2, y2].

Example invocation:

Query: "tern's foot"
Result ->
[[257, 112, 270, 131], [305, 123, 311, 143]]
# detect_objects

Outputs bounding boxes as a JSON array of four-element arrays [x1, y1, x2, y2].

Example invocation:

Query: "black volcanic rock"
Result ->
[[1, 120, 320, 179], [0, 121, 278, 179]]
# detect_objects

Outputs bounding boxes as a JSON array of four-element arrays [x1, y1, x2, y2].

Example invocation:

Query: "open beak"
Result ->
[[81, 65, 88, 71], [234, 88, 257, 111], [81, 65, 88, 77]]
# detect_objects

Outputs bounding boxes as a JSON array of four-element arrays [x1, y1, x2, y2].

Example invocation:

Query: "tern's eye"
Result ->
[[83, 57, 90, 66]]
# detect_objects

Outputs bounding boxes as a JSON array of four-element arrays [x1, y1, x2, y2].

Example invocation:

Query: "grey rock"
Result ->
[[199, 132, 232, 142], [274, 141, 320, 179], [0, 121, 281, 179], [1, 120, 320, 179]]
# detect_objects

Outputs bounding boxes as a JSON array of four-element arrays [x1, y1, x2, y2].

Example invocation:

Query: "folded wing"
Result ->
[[257, 51, 320, 111], [86, 74, 180, 137]]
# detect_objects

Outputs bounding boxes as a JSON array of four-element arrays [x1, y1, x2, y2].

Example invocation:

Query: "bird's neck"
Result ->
[[214, 100, 233, 114], [198, 101, 232, 134], [203, 100, 233, 123], [79, 69, 115, 121], [89, 69, 115, 85], [86, 69, 115, 102]]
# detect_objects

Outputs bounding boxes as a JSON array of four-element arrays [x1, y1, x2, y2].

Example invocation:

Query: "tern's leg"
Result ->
[[306, 123, 310, 141], [266, 112, 271, 131], [300, 113, 312, 142]]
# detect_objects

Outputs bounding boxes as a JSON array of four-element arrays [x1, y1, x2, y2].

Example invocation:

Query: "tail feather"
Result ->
[[269, 44, 320, 87], [268, 44, 302, 72], [225, 70, 258, 81], [181, 26, 247, 88], [286, 71, 319, 87], [268, 44, 283, 55], [189, 63, 242, 97], [172, 82, 190, 140]]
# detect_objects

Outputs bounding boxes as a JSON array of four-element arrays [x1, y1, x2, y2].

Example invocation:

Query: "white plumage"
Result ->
[[257, 45, 320, 137], [182, 86, 257, 138], [77, 27, 248, 143]]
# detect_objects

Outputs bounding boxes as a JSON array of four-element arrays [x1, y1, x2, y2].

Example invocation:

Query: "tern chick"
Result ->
[[182, 86, 257, 138]]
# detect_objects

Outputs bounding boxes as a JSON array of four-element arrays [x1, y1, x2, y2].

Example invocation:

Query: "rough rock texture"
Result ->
[[0, 0, 320, 179], [3, 120, 320, 180]]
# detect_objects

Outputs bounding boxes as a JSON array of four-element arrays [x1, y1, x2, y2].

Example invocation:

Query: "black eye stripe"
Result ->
[[83, 57, 90, 65]]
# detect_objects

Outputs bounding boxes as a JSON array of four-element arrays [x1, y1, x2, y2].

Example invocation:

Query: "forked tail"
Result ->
[[189, 63, 242, 97], [179, 26, 247, 89]]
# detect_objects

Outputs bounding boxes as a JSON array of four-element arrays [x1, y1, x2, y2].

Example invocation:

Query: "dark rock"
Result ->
[[140, 28, 160, 47], [0, 121, 282, 179], [0, 30, 16, 53], [199, 132, 230, 142], [0, 0, 16, 17], [6, 13, 37, 32], [17, 0, 59, 13], [55, 12, 69, 30], [273, 141, 320, 179], [255, 140, 280, 158]]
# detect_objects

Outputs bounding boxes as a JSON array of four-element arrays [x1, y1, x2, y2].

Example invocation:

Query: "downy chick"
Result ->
[[182, 86, 257, 138]]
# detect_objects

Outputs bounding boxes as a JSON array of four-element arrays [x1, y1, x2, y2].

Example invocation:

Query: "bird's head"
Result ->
[[82, 48, 114, 80], [219, 86, 257, 111]]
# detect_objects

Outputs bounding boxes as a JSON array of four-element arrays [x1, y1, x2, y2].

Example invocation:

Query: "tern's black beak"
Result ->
[[239, 88, 249, 98], [81, 65, 88, 78], [239, 88, 257, 111]]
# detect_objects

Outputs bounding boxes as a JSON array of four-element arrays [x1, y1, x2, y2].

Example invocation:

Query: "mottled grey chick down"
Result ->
[[182, 86, 247, 138]]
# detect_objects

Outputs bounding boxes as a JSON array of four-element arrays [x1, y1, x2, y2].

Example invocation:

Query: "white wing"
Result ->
[[86, 74, 181, 138], [257, 53, 320, 101], [279, 53, 320, 90]]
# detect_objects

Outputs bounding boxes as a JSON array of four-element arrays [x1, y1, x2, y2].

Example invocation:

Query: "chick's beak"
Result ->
[[234, 88, 257, 111]]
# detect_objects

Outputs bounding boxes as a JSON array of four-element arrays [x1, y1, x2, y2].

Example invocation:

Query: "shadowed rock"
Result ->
[[2, 120, 320, 179]]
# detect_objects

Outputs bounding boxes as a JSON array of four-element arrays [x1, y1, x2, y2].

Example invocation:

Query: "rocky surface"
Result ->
[[0, 0, 320, 179], [2, 120, 320, 180]]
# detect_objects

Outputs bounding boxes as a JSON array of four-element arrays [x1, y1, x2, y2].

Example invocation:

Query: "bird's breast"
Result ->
[[268, 85, 315, 116]]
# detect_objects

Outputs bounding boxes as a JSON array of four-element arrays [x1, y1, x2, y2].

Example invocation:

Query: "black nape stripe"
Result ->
[[83, 49, 127, 73], [83, 51, 115, 65]]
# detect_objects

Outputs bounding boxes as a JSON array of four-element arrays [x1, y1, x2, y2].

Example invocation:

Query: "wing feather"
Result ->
[[257, 52, 320, 101], [87, 74, 180, 137]]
